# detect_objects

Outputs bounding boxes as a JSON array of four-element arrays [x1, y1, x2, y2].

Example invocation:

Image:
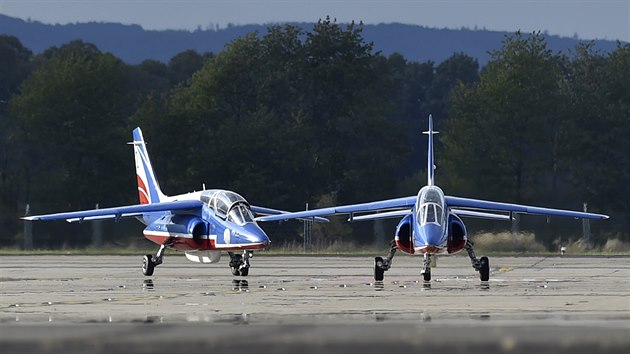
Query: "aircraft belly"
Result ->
[[414, 245, 447, 254], [144, 230, 267, 251], [143, 231, 213, 251]]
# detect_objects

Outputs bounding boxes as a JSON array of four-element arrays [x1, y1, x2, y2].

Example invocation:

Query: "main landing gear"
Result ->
[[465, 240, 490, 281], [229, 251, 253, 276], [373, 239, 490, 282], [142, 244, 166, 276], [374, 240, 397, 281], [372, 241, 434, 282]]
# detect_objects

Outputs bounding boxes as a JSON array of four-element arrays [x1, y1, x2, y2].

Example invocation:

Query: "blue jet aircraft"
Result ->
[[256, 115, 609, 282], [23, 128, 326, 276]]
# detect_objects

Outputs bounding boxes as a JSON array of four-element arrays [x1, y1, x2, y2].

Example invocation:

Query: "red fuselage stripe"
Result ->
[[144, 233, 267, 251]]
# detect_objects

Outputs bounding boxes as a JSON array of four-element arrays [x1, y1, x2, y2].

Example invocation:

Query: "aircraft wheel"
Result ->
[[374, 257, 385, 281], [479, 256, 490, 281], [230, 254, 243, 276], [142, 254, 155, 276], [423, 271, 431, 282]]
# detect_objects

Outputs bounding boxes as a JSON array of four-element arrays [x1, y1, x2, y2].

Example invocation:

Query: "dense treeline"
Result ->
[[1, 19, 628, 249]]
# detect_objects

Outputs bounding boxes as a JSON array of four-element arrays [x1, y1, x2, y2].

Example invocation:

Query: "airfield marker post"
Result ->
[[511, 213, 520, 250], [582, 203, 591, 251], [23, 204, 33, 250], [92, 203, 103, 248], [304, 203, 312, 252]]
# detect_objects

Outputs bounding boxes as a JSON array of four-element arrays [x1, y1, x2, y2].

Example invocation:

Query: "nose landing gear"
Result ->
[[229, 250, 253, 276], [421, 253, 432, 282]]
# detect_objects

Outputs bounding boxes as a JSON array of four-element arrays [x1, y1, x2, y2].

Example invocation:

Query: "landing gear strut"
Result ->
[[421, 253, 432, 282], [465, 240, 489, 281], [229, 250, 253, 276], [374, 240, 397, 281], [142, 244, 166, 276]]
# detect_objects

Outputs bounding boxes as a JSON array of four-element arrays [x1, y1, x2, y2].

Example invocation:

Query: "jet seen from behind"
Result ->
[[23, 128, 326, 276], [257, 115, 609, 282]]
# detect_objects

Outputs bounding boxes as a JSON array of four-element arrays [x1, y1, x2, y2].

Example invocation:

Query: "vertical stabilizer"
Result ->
[[422, 115, 439, 186], [131, 128, 166, 204]]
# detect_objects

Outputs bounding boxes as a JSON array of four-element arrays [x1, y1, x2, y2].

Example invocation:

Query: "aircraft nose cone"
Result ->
[[416, 224, 445, 252], [243, 224, 271, 246], [425, 225, 443, 245]]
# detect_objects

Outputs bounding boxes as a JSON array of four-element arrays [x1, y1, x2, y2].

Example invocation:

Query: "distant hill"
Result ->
[[0, 14, 622, 65]]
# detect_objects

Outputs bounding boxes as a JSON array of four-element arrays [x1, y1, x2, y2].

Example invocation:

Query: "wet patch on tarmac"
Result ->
[[1, 255, 629, 352]]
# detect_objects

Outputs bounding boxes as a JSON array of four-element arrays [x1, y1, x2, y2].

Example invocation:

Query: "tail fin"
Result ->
[[422, 114, 439, 186], [130, 128, 166, 204]]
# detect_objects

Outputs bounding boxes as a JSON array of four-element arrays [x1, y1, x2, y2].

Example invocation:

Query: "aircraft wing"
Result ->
[[22, 200, 204, 223], [254, 196, 416, 222], [445, 196, 608, 220]]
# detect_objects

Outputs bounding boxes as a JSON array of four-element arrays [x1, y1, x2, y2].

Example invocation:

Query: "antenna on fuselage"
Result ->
[[422, 114, 439, 186]]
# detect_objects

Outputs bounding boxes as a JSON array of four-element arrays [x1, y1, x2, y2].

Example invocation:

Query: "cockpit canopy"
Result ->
[[200, 189, 255, 225], [416, 186, 445, 227]]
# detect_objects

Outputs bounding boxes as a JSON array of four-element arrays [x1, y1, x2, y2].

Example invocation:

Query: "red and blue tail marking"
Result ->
[[132, 128, 166, 204]]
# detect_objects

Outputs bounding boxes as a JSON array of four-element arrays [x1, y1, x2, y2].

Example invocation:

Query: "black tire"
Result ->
[[423, 271, 431, 282], [142, 254, 155, 276], [230, 254, 242, 276], [239, 267, 249, 277], [479, 256, 490, 281], [374, 257, 385, 281]]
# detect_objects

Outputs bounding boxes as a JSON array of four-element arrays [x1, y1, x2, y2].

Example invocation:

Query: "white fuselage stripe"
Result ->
[[143, 230, 214, 239], [143, 231, 264, 249]]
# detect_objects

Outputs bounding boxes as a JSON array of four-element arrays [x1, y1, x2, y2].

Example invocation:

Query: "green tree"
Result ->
[[302, 18, 407, 203], [0, 35, 33, 103], [565, 43, 630, 236], [443, 32, 566, 205], [430, 52, 479, 118], [10, 41, 133, 214], [0, 35, 33, 245], [387, 52, 479, 180], [601, 44, 630, 233], [147, 20, 409, 244], [128, 59, 172, 95], [0, 35, 33, 201], [168, 49, 209, 85]]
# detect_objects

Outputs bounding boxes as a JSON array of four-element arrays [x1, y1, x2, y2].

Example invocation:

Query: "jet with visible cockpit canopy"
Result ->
[[256, 115, 609, 282], [23, 128, 325, 276]]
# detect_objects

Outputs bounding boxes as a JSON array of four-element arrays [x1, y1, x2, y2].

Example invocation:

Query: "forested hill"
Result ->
[[0, 14, 621, 65]]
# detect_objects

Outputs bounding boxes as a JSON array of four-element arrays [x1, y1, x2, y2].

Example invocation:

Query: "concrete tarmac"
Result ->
[[1, 254, 629, 353]]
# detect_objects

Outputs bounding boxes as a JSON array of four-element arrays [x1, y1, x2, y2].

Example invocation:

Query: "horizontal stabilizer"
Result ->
[[251, 205, 329, 223], [349, 209, 411, 222], [66, 213, 143, 223], [450, 208, 511, 220]]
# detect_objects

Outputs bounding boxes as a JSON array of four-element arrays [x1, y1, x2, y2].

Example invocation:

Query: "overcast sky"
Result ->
[[1, 0, 628, 42]]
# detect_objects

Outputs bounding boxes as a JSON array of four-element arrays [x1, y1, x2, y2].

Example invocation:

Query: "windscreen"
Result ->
[[416, 186, 445, 226], [227, 203, 255, 225]]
